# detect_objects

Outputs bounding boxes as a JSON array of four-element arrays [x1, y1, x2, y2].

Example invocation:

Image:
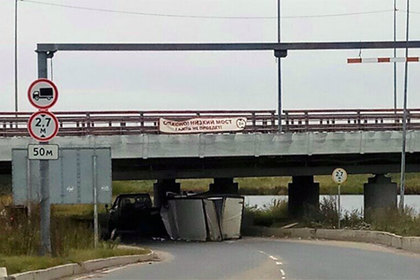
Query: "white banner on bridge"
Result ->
[[159, 117, 247, 134]]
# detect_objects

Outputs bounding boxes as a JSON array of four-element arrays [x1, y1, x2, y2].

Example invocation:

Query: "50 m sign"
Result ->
[[28, 111, 59, 142], [28, 144, 59, 160]]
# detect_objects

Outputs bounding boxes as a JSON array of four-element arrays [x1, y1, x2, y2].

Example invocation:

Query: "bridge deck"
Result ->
[[0, 109, 419, 137]]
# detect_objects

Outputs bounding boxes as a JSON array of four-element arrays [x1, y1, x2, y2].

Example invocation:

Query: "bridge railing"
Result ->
[[283, 109, 420, 132], [0, 109, 419, 137], [0, 110, 276, 137]]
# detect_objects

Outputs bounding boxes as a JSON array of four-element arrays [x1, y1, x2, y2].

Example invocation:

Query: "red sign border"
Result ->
[[27, 111, 59, 142], [27, 79, 59, 109]]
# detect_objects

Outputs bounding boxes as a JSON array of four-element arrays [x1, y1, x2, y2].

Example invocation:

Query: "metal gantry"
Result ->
[[32, 40, 420, 236]]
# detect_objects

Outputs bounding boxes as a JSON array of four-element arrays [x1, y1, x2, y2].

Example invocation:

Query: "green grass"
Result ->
[[112, 180, 154, 195], [0, 247, 150, 275], [244, 199, 289, 227], [370, 207, 420, 236], [112, 174, 420, 196], [244, 196, 420, 236], [0, 198, 150, 275], [237, 177, 290, 195], [178, 179, 212, 193]]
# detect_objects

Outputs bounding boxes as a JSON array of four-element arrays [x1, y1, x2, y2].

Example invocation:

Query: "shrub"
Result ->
[[244, 199, 288, 227], [370, 207, 420, 236]]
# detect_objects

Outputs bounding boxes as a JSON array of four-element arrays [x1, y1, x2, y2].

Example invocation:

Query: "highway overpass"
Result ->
[[1, 109, 418, 216]]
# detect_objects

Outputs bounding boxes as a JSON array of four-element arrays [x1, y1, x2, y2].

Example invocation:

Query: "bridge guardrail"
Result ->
[[0, 110, 276, 137], [283, 109, 418, 132], [0, 109, 417, 137]]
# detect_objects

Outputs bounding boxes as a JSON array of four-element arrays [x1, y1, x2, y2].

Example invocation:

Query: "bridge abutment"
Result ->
[[153, 179, 181, 208], [364, 174, 397, 218], [288, 176, 319, 217], [209, 178, 239, 194]]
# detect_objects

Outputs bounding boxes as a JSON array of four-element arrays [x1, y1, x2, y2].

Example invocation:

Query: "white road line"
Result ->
[[257, 249, 286, 279]]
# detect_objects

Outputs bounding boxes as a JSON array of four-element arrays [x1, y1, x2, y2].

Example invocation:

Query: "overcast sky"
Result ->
[[0, 0, 419, 112]]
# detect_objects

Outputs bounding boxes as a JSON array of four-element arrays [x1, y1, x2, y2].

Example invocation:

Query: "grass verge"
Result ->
[[0, 247, 151, 275], [244, 197, 420, 236], [0, 199, 151, 275]]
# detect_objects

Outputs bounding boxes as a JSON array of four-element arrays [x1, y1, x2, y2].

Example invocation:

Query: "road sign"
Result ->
[[27, 79, 58, 109], [332, 168, 347, 184], [12, 147, 112, 204], [28, 144, 59, 160], [28, 111, 59, 142]]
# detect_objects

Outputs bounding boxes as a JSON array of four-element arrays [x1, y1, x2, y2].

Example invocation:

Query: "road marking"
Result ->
[[258, 250, 286, 279]]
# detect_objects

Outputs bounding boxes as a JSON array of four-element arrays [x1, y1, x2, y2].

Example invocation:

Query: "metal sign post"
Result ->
[[27, 77, 59, 256], [332, 168, 347, 229], [92, 155, 99, 248], [277, 0, 282, 132]]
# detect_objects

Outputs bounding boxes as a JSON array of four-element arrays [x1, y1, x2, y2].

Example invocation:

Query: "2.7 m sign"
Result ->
[[28, 144, 59, 160]]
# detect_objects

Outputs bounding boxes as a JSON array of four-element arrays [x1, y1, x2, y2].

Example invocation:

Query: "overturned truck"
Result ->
[[161, 194, 244, 241], [103, 192, 244, 241]]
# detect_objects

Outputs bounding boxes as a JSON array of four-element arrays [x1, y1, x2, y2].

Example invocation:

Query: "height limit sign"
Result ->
[[27, 79, 59, 143], [28, 111, 59, 142]]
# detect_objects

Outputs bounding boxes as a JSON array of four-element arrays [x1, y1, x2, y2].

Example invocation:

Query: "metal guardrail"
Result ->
[[0, 110, 276, 137], [283, 109, 420, 132], [0, 109, 418, 137]]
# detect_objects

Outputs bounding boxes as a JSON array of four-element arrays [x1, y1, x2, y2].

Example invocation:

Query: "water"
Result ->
[[245, 195, 420, 214]]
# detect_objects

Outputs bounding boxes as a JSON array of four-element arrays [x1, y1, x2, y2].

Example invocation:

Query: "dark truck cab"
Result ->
[[103, 193, 166, 240]]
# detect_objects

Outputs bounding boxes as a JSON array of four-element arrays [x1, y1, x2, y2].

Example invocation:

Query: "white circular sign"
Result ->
[[27, 111, 59, 142], [332, 168, 348, 184], [27, 79, 58, 109]]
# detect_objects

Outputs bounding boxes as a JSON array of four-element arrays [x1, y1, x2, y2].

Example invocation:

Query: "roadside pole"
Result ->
[[332, 168, 347, 229], [39, 154, 51, 255], [399, 0, 411, 211], [27, 72, 59, 255], [277, 0, 282, 132], [93, 155, 99, 248], [37, 51, 50, 255], [337, 183, 341, 229], [26, 157, 31, 216]]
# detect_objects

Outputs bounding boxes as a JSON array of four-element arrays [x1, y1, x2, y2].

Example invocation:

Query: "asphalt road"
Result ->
[[77, 238, 420, 280]]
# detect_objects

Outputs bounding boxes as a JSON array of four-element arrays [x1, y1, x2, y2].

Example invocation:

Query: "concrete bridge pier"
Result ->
[[209, 178, 239, 194], [364, 174, 397, 218], [153, 179, 181, 208], [288, 176, 319, 217]]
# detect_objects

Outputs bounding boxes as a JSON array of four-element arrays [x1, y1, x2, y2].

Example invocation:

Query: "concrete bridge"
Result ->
[[1, 108, 419, 216]]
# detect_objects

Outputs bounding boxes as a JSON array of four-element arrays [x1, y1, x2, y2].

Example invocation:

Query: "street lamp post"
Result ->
[[14, 0, 18, 112], [277, 0, 282, 132], [393, 0, 397, 111], [399, 0, 410, 210]]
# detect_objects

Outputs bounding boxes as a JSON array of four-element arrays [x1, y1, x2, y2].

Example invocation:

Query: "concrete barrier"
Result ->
[[7, 252, 156, 280], [82, 254, 155, 272], [244, 226, 420, 254], [0, 267, 8, 280], [401, 237, 420, 253]]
